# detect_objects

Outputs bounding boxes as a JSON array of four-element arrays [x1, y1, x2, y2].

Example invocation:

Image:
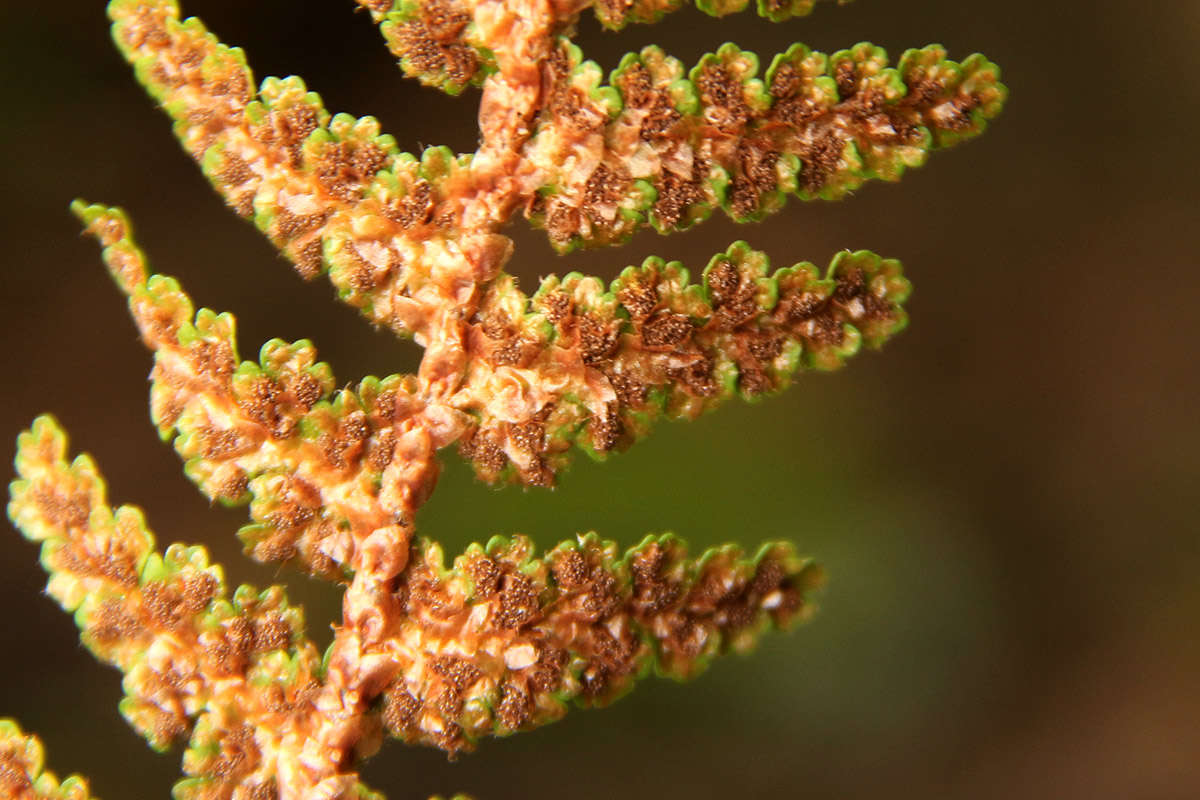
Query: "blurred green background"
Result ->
[[1, 1, 1197, 798]]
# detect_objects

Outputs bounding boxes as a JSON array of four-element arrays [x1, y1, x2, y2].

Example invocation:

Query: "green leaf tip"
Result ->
[[72, 200, 149, 295], [594, 0, 852, 30], [0, 718, 99, 800]]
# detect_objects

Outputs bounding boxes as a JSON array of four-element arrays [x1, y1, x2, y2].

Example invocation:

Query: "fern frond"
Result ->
[[107, 0, 512, 341], [8, 417, 321, 796], [5, 0, 1007, 793], [454, 242, 910, 485], [73, 201, 459, 578], [371, 533, 821, 754], [522, 41, 1005, 251]]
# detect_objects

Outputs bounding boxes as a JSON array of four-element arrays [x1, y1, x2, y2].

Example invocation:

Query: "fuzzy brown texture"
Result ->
[[371, 534, 817, 753], [455, 244, 908, 484]]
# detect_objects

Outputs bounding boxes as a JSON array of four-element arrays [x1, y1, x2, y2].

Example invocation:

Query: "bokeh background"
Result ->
[[1, 1, 1197, 798]]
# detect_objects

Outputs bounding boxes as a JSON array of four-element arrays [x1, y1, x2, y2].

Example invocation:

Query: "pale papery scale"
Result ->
[[148, 347, 404, 571]]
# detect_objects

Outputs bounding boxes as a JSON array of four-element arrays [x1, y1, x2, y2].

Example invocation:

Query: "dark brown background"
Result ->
[[2, 1, 1197, 798]]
